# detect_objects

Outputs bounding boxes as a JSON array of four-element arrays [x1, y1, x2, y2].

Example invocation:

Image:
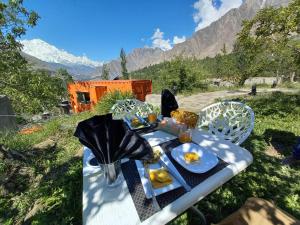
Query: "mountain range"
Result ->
[[21, 51, 101, 80], [22, 0, 291, 80]]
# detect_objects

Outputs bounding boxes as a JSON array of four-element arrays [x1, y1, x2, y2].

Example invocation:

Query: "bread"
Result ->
[[131, 118, 141, 127], [184, 152, 200, 163], [149, 169, 173, 189]]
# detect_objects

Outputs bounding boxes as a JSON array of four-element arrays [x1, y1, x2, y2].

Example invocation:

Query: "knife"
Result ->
[[143, 164, 161, 210], [159, 157, 192, 192]]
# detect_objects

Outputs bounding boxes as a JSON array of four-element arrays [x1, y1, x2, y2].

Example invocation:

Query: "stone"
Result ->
[[32, 139, 56, 151], [0, 95, 17, 132], [23, 200, 44, 224]]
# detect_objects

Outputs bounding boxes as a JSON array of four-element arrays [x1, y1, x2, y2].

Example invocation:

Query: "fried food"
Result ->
[[131, 117, 142, 127], [184, 152, 200, 164], [149, 168, 173, 189]]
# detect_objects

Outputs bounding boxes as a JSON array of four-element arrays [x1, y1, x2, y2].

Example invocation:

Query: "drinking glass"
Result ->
[[147, 112, 157, 124], [100, 160, 122, 188], [179, 128, 192, 143]]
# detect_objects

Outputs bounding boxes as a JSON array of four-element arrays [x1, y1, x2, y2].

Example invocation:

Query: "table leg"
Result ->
[[190, 206, 207, 225]]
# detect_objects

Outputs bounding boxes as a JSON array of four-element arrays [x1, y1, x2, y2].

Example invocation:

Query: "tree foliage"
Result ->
[[0, 1, 68, 114], [131, 0, 300, 90], [120, 48, 129, 79], [131, 56, 204, 93], [234, 0, 300, 84], [6, 69, 67, 113], [101, 64, 110, 80], [0, 0, 39, 88]]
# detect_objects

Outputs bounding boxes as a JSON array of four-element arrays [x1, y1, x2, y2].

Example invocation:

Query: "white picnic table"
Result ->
[[82, 129, 253, 225]]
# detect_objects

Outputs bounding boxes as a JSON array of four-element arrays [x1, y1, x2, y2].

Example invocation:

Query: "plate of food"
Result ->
[[135, 146, 181, 199], [171, 143, 219, 173], [124, 115, 150, 130]]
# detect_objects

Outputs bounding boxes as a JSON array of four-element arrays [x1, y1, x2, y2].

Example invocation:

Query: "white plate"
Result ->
[[171, 143, 219, 173], [124, 117, 150, 130], [141, 130, 177, 146], [135, 146, 181, 199]]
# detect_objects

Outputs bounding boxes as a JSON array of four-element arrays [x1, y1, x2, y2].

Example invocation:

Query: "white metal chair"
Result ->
[[110, 99, 154, 120], [197, 101, 255, 145]]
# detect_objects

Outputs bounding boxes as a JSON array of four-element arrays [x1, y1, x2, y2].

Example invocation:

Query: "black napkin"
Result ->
[[115, 130, 153, 161], [74, 114, 125, 164], [74, 114, 152, 164], [161, 89, 178, 117]]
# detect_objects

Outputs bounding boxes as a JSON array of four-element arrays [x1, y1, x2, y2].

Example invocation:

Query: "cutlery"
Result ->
[[159, 157, 191, 192], [143, 163, 161, 210]]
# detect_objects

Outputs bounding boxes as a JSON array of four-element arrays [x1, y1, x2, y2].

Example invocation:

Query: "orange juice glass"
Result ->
[[179, 129, 192, 143], [148, 113, 157, 123]]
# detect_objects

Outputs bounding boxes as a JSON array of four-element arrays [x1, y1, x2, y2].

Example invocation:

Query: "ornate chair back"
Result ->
[[111, 99, 154, 120], [197, 101, 255, 145]]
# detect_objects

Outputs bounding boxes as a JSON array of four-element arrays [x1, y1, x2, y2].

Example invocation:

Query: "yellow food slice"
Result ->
[[184, 152, 200, 163], [149, 169, 173, 189], [131, 118, 141, 127]]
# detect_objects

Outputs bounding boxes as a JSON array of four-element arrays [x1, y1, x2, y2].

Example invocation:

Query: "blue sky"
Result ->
[[23, 0, 240, 62]]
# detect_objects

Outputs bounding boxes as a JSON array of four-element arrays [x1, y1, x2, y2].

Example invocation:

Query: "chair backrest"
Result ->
[[197, 101, 255, 145], [110, 99, 154, 120]]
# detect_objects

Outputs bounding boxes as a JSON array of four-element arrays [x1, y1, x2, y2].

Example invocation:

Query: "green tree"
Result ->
[[0, 0, 39, 87], [221, 43, 227, 55], [178, 66, 188, 91], [0, 1, 67, 114], [3, 69, 65, 113], [102, 64, 110, 80], [214, 53, 222, 78], [56, 68, 73, 99], [235, 0, 300, 85], [120, 48, 129, 79], [56, 68, 73, 84]]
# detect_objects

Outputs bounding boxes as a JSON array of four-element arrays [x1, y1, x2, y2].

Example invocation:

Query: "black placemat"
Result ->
[[121, 136, 229, 222]]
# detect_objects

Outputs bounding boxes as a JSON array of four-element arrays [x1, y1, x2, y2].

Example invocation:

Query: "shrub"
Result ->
[[93, 90, 134, 115]]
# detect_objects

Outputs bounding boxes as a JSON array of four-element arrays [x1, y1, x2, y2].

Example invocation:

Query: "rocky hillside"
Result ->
[[93, 48, 164, 78], [165, 0, 290, 59], [23, 0, 291, 80], [98, 0, 291, 79]]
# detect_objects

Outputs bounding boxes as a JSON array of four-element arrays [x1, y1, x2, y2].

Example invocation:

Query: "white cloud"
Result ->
[[150, 29, 187, 50], [173, 36, 186, 45], [152, 29, 164, 40], [20, 39, 103, 67], [151, 28, 172, 51], [193, 0, 243, 31]]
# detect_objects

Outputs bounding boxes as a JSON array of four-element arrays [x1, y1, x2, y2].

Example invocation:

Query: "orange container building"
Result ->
[[67, 80, 152, 113]]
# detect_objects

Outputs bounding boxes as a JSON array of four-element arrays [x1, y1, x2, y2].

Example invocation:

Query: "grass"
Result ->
[[0, 90, 134, 225], [170, 91, 300, 224], [1, 91, 300, 224], [0, 112, 92, 225]]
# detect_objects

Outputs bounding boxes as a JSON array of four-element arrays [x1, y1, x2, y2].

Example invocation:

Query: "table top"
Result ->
[[82, 129, 253, 225]]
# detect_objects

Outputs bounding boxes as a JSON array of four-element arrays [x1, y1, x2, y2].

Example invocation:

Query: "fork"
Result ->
[[143, 163, 160, 211]]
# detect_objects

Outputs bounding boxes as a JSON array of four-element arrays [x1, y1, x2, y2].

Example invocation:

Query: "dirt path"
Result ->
[[146, 88, 297, 112]]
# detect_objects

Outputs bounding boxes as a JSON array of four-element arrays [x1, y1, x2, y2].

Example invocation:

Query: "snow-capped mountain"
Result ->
[[20, 39, 102, 68]]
